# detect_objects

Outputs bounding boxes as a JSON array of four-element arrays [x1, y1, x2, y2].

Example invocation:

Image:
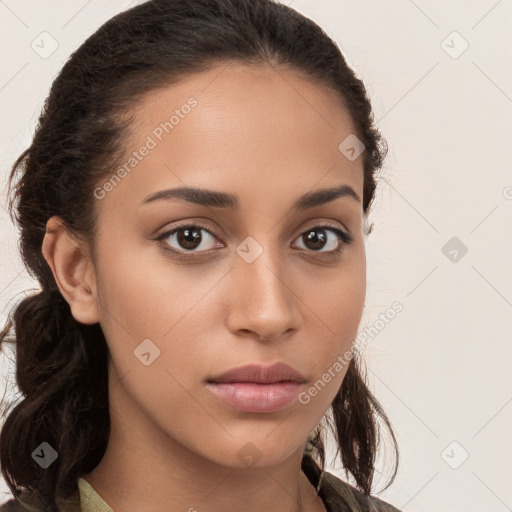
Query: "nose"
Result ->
[[225, 243, 301, 342]]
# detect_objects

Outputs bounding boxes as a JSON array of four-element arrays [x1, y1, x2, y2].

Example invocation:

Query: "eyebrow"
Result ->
[[139, 184, 360, 211]]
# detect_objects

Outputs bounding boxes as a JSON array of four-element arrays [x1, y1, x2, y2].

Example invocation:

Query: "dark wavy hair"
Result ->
[[0, 0, 398, 510]]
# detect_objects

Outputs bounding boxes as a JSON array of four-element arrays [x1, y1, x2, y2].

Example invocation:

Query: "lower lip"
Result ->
[[206, 381, 303, 413]]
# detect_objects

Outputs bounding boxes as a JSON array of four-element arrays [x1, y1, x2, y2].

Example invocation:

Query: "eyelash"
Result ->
[[155, 221, 353, 260]]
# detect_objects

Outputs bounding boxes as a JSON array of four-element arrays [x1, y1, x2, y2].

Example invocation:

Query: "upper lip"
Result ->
[[208, 362, 306, 384]]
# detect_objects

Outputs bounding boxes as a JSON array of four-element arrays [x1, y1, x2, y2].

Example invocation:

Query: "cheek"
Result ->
[[298, 246, 365, 391], [303, 242, 366, 336], [93, 238, 226, 382], [94, 236, 195, 334]]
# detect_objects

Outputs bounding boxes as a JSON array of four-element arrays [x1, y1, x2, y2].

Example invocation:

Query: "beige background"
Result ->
[[1, 1, 511, 510]]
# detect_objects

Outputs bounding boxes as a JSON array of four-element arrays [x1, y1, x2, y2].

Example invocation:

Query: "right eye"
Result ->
[[156, 223, 224, 256]]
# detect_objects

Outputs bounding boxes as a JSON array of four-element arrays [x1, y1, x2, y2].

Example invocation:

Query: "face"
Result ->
[[89, 62, 366, 468]]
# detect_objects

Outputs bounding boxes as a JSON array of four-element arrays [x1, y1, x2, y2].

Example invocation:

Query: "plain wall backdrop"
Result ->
[[1, 1, 511, 511]]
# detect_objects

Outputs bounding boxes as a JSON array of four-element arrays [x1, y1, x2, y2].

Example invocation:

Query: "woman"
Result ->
[[0, 1, 402, 510]]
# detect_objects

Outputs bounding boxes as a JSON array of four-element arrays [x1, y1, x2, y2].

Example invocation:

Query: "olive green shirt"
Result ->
[[0, 453, 402, 511], [76, 477, 113, 512]]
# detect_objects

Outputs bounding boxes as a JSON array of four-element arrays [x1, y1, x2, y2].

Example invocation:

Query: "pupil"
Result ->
[[179, 228, 201, 249], [305, 229, 326, 250]]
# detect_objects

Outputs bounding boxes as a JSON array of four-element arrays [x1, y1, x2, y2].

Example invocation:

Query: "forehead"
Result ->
[[100, 62, 363, 214]]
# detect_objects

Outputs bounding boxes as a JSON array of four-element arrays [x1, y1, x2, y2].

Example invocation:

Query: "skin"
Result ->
[[42, 62, 367, 512]]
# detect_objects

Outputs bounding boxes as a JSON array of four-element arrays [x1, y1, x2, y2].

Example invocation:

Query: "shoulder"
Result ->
[[0, 493, 79, 512], [0, 499, 27, 512], [302, 452, 402, 512], [319, 470, 403, 512]]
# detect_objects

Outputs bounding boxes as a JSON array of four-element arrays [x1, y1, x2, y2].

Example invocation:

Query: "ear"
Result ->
[[362, 213, 373, 237], [41, 215, 100, 325]]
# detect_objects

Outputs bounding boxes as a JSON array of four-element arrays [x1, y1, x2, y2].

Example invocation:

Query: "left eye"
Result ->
[[293, 226, 351, 253]]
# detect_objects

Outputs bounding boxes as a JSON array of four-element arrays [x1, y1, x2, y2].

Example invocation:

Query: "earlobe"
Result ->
[[41, 215, 100, 325]]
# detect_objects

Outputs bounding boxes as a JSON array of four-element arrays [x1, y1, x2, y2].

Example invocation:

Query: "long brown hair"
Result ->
[[0, 1, 398, 509]]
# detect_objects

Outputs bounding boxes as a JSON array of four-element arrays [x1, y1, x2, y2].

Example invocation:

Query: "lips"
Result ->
[[206, 363, 307, 413], [207, 362, 307, 385]]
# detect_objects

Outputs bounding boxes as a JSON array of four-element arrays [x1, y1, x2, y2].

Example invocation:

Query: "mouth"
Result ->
[[206, 362, 306, 413]]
